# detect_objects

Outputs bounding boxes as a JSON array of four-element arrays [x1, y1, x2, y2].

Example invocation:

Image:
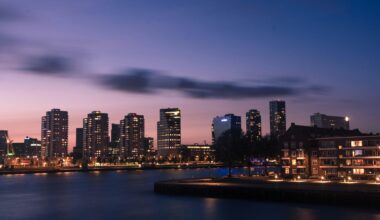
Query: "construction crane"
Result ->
[[6, 134, 15, 157], [0, 133, 15, 168]]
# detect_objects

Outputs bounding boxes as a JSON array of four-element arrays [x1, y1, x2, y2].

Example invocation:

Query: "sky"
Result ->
[[0, 0, 379, 151]]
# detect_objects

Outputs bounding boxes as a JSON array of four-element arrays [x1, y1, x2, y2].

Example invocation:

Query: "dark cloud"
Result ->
[[23, 55, 73, 75], [253, 76, 306, 85], [0, 4, 73, 75], [0, 3, 331, 100], [101, 69, 331, 99]]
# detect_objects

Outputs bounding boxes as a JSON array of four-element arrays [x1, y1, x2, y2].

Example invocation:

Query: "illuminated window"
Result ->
[[351, 141, 363, 147], [353, 150, 363, 157], [292, 159, 297, 166], [353, 169, 364, 175]]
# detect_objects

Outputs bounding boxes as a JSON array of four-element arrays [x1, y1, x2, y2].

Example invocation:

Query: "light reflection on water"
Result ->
[[0, 168, 379, 220]]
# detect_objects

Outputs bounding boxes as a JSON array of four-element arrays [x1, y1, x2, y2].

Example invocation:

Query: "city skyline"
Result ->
[[0, 104, 374, 152], [0, 1, 379, 150]]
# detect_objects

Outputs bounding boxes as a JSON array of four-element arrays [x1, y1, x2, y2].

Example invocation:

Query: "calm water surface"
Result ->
[[0, 168, 379, 220]]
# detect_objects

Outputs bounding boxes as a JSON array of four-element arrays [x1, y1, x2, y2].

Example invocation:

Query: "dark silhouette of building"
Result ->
[[73, 128, 84, 160], [311, 113, 350, 130], [41, 109, 68, 158], [111, 124, 121, 146], [13, 142, 26, 157], [24, 137, 41, 157], [212, 114, 241, 145], [157, 108, 181, 159], [109, 124, 121, 156], [143, 137, 155, 160], [76, 128, 84, 149], [0, 130, 9, 157], [143, 137, 154, 153], [246, 109, 262, 143]]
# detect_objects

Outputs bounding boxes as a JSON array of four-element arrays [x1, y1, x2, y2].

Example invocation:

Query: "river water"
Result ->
[[0, 168, 379, 220]]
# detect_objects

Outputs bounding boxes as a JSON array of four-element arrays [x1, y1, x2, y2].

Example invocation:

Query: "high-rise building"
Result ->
[[143, 137, 154, 152], [143, 137, 156, 161], [111, 124, 121, 145], [73, 128, 84, 160], [24, 136, 41, 157], [0, 130, 9, 157], [41, 109, 68, 158], [246, 109, 262, 143], [109, 124, 121, 156], [157, 108, 181, 159], [83, 111, 109, 158], [76, 128, 84, 149], [310, 113, 350, 130], [120, 113, 145, 159], [269, 100, 286, 139], [212, 114, 242, 145]]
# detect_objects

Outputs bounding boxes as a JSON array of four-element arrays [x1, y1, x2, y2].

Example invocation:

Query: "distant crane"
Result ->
[[1, 133, 15, 168], [6, 134, 15, 157]]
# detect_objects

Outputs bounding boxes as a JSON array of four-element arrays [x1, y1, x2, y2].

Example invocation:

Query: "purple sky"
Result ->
[[0, 0, 379, 150]]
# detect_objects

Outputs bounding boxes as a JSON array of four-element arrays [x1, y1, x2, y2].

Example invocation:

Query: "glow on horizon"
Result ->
[[0, 1, 379, 150]]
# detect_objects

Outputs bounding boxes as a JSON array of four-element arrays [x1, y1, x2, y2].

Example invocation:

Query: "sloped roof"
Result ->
[[282, 123, 365, 140]]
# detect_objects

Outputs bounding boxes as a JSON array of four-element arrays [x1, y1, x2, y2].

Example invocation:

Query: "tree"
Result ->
[[251, 135, 280, 158], [214, 129, 250, 177]]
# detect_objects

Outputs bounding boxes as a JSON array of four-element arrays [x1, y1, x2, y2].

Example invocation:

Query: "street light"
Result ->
[[347, 176, 352, 182]]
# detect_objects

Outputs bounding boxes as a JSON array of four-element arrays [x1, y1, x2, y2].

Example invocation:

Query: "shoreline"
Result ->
[[0, 163, 224, 175], [154, 177, 380, 209]]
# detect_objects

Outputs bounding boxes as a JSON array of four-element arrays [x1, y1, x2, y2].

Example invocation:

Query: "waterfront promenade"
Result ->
[[0, 163, 223, 175], [154, 176, 380, 208]]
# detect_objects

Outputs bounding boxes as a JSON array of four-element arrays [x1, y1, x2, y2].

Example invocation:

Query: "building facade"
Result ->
[[157, 108, 181, 159], [318, 136, 380, 179], [280, 123, 363, 178], [270, 100, 286, 139], [24, 137, 41, 157], [311, 113, 350, 130], [83, 111, 109, 158], [180, 144, 215, 162], [212, 114, 242, 145], [41, 109, 68, 158], [246, 109, 262, 143], [120, 113, 145, 159]]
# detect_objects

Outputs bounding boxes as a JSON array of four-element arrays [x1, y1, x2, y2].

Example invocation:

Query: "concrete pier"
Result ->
[[154, 177, 380, 208]]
